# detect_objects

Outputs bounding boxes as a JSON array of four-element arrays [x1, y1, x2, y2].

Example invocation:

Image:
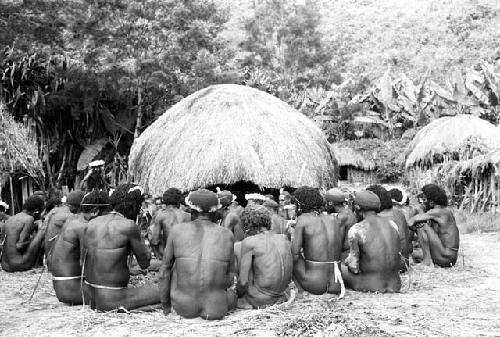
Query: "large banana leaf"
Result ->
[[77, 138, 110, 171]]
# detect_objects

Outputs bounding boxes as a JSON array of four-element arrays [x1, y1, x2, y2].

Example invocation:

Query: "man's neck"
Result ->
[[165, 204, 179, 209], [362, 211, 378, 219]]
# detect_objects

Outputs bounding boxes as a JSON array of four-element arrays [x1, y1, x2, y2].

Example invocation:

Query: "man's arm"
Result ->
[[158, 230, 175, 315], [126, 221, 151, 269], [236, 239, 253, 297], [226, 232, 236, 289], [17, 217, 36, 250], [344, 223, 362, 274], [291, 219, 304, 262], [408, 209, 444, 228]]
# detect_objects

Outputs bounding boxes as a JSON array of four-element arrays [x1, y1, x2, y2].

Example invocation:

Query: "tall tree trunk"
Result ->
[[134, 87, 143, 140]]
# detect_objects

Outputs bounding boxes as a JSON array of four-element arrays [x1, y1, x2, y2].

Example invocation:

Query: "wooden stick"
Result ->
[[9, 175, 14, 216], [28, 265, 45, 303]]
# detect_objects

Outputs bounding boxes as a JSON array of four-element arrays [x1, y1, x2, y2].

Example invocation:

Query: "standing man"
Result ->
[[1, 196, 46, 272], [291, 187, 345, 296], [235, 205, 293, 308], [44, 191, 84, 264], [150, 188, 190, 259], [83, 184, 160, 311], [366, 185, 412, 272], [408, 184, 459, 267], [263, 199, 287, 236], [159, 189, 236, 320], [80, 160, 109, 193], [342, 191, 401, 293], [50, 191, 110, 304]]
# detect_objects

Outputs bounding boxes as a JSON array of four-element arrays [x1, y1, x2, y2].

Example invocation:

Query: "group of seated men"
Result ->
[[0, 182, 459, 320]]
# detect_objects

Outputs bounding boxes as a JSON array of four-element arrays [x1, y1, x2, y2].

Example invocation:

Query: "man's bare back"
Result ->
[[292, 213, 345, 294], [151, 206, 190, 259], [237, 231, 292, 308], [159, 218, 236, 319]]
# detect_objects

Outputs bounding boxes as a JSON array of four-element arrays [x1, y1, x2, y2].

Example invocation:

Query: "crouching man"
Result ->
[[1, 196, 46, 272], [50, 191, 110, 305], [83, 184, 160, 311], [235, 205, 292, 309], [409, 184, 459, 267], [159, 189, 236, 320], [342, 190, 401, 293]]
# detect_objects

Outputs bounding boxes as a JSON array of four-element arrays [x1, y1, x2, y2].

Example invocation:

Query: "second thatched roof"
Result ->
[[128, 84, 337, 195], [405, 115, 500, 168], [0, 102, 43, 181]]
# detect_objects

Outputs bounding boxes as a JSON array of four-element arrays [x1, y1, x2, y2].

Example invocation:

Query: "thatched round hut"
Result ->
[[128, 84, 337, 197], [331, 141, 377, 185], [405, 115, 500, 212], [1, 102, 43, 213]]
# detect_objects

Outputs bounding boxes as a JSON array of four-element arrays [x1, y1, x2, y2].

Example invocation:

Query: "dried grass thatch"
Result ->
[[0, 102, 43, 181], [405, 115, 500, 168], [129, 84, 337, 194], [331, 141, 377, 170]]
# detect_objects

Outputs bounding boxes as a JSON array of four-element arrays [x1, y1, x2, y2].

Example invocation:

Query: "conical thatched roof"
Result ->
[[0, 102, 43, 181], [331, 141, 377, 170], [405, 115, 500, 168], [128, 84, 337, 194]]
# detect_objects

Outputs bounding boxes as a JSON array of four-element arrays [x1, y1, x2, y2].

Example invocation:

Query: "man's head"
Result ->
[[23, 196, 45, 219], [80, 190, 110, 220], [279, 190, 292, 205], [110, 184, 144, 220], [162, 188, 183, 207], [154, 197, 163, 208], [419, 184, 448, 210], [324, 188, 347, 213], [353, 190, 381, 220], [293, 186, 324, 214], [245, 193, 267, 206], [366, 185, 392, 211], [389, 187, 408, 206], [218, 190, 236, 207], [263, 199, 279, 213], [65, 191, 85, 213], [185, 189, 220, 220], [241, 205, 272, 236]]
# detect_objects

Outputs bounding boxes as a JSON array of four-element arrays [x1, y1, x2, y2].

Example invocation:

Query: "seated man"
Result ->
[[50, 191, 110, 305], [159, 189, 236, 320], [408, 184, 459, 267], [324, 188, 356, 260], [218, 190, 245, 242], [83, 184, 160, 311], [1, 196, 46, 272], [263, 199, 287, 236], [44, 191, 84, 264], [342, 191, 401, 293], [150, 188, 190, 259], [292, 187, 345, 295], [235, 205, 292, 308], [366, 185, 412, 272]]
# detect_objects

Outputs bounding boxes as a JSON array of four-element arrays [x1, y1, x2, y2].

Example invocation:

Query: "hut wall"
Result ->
[[347, 167, 377, 185]]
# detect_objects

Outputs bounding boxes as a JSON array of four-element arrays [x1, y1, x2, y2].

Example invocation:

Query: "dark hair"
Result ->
[[241, 205, 272, 235], [81, 190, 111, 214], [0, 205, 5, 213], [366, 185, 393, 210], [162, 188, 182, 206], [293, 186, 324, 213], [110, 184, 144, 220], [389, 188, 403, 203], [422, 184, 448, 207], [23, 196, 45, 213]]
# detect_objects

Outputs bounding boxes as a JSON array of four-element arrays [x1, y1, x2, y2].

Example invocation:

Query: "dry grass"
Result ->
[[455, 209, 500, 234], [1, 233, 499, 337], [128, 84, 337, 195]]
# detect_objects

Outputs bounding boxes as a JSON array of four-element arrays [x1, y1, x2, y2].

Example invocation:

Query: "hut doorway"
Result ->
[[339, 166, 349, 181]]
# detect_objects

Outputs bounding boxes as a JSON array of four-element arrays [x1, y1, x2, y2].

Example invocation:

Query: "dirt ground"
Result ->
[[0, 232, 499, 337]]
